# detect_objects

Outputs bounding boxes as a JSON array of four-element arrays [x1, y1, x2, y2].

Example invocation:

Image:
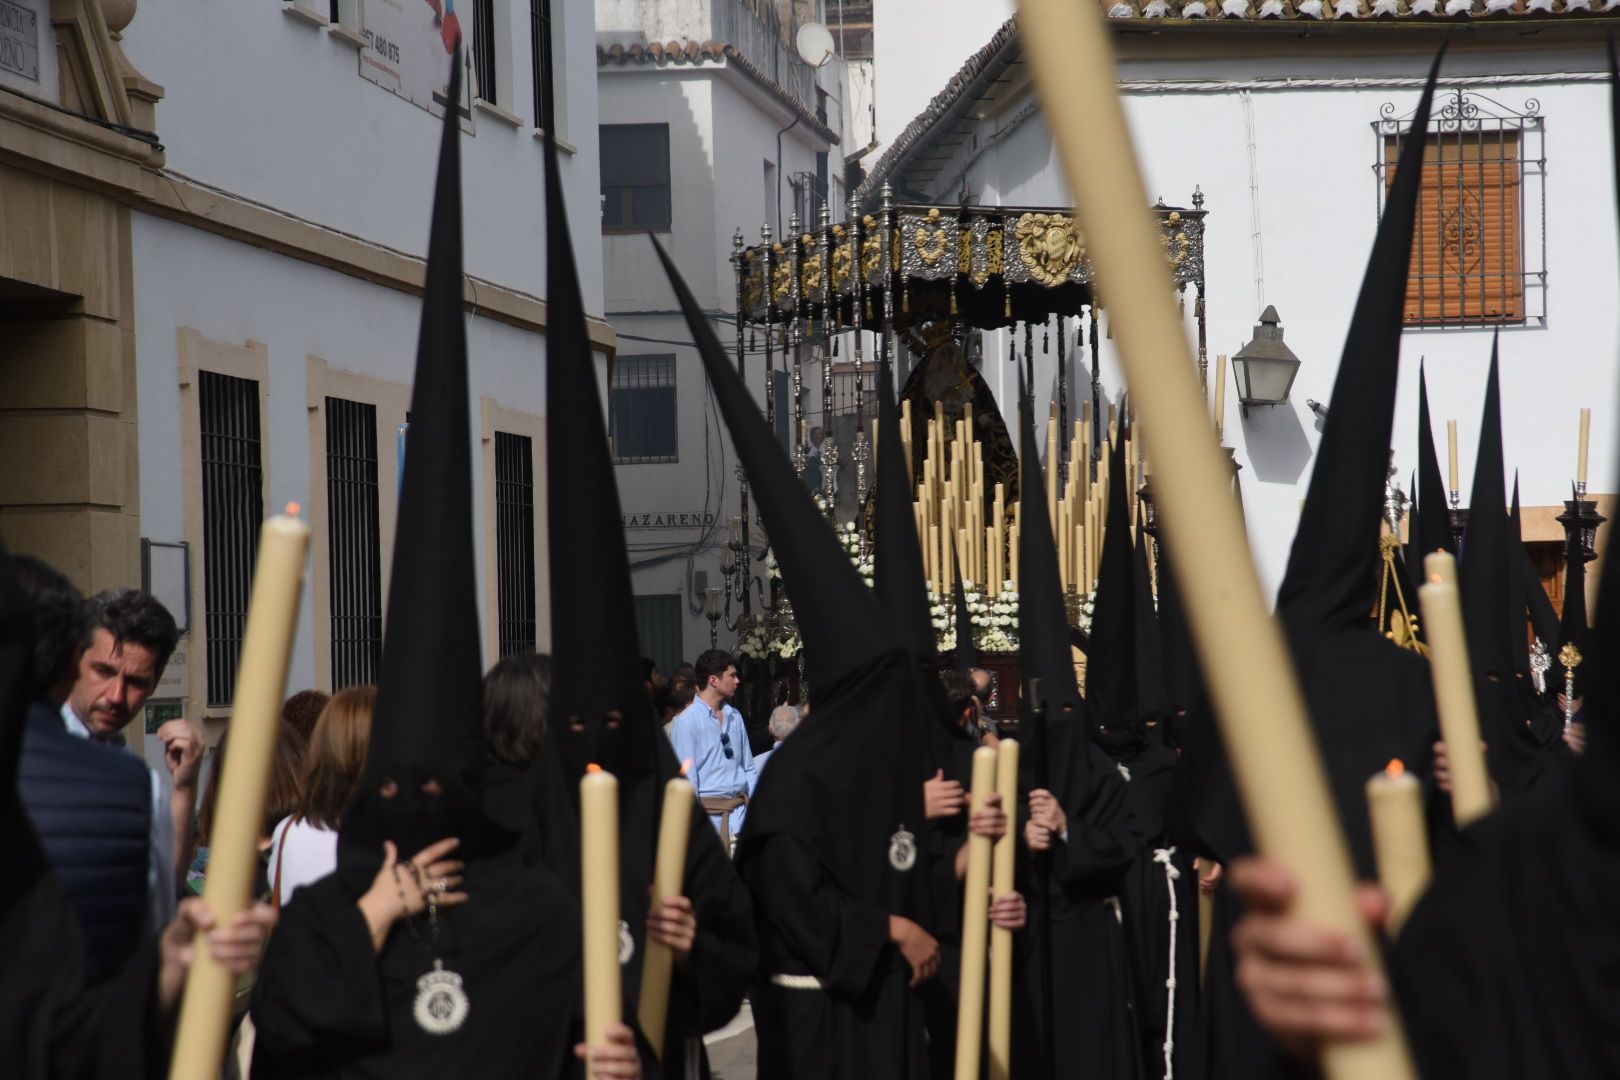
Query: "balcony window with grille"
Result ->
[[326, 398, 383, 689], [601, 124, 671, 230], [633, 594, 684, 679], [610, 354, 678, 464], [199, 371, 264, 708], [1375, 90, 1546, 327], [495, 432, 537, 657], [530, 0, 555, 134]]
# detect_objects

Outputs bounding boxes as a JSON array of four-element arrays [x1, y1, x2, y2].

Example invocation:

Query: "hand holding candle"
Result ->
[[170, 508, 310, 1080], [1365, 760, 1431, 937], [581, 766, 622, 1048], [637, 776, 696, 1058]]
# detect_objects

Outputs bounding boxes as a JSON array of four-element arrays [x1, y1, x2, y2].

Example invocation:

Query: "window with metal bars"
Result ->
[[199, 371, 264, 708], [495, 432, 537, 656], [530, 0, 555, 134], [1375, 89, 1546, 327], [609, 354, 678, 464], [472, 0, 497, 106], [326, 398, 383, 689], [632, 594, 684, 681]]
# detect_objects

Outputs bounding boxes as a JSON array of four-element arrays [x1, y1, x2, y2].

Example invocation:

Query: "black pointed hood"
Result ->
[[874, 351, 936, 663], [1016, 380, 1084, 797], [542, 124, 664, 788], [1417, 363, 1456, 561], [1133, 510, 1170, 724], [1276, 48, 1442, 633], [1557, 485, 1591, 701], [953, 558, 977, 675], [1085, 432, 1137, 730], [1459, 340, 1518, 680], [342, 54, 504, 870]]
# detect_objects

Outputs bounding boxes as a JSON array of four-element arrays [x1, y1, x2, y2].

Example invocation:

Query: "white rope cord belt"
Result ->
[[1153, 847, 1181, 1080], [769, 973, 825, 989]]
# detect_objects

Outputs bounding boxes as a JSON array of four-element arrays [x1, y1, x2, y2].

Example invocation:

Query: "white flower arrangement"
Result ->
[[930, 581, 1022, 655]]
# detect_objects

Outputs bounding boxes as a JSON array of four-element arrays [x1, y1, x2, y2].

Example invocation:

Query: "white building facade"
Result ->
[[0, 0, 609, 755], [597, 0, 850, 673], [860, 10, 1620, 601]]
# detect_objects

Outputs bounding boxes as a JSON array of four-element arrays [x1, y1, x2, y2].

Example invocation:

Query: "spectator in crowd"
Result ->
[[663, 682, 696, 736], [266, 685, 376, 904], [481, 653, 550, 858], [279, 689, 330, 744], [751, 703, 802, 784], [190, 721, 307, 896], [668, 649, 756, 849]]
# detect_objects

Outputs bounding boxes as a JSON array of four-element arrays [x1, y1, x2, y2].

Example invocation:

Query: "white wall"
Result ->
[[132, 212, 549, 698], [895, 45, 1619, 598], [600, 61, 835, 665], [118, 0, 604, 313], [870, 0, 1013, 153]]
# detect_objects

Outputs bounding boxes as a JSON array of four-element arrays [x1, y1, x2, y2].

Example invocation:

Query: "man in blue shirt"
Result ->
[[669, 649, 755, 851]]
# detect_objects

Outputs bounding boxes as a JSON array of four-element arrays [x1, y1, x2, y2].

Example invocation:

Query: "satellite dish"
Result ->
[[795, 22, 837, 69]]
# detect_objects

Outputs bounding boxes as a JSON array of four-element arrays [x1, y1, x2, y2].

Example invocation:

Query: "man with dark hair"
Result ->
[[14, 557, 158, 983], [62, 588, 198, 909], [669, 648, 756, 849], [279, 688, 331, 743]]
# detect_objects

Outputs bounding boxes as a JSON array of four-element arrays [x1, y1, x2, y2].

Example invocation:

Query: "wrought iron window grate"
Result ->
[[610, 354, 679, 464], [472, 0, 497, 106], [327, 398, 383, 689], [530, 0, 555, 134], [1374, 88, 1546, 327], [199, 371, 263, 708], [495, 432, 537, 657]]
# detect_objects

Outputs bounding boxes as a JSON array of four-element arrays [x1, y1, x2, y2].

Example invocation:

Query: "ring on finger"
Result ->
[[433, 878, 449, 894]]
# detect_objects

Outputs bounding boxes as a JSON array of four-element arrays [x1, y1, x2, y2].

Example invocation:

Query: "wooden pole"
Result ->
[[169, 512, 310, 1080], [1015, 1, 1414, 1074]]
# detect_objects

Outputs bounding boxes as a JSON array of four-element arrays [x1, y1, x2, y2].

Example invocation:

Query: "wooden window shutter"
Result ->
[[1385, 133, 1523, 325]]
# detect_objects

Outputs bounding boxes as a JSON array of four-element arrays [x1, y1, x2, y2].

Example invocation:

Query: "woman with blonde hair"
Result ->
[[267, 685, 376, 905]]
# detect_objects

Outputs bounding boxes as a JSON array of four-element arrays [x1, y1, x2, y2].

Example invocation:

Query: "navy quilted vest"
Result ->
[[17, 701, 152, 985]]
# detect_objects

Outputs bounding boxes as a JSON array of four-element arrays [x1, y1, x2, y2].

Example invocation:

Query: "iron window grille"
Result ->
[[472, 0, 497, 106], [601, 124, 672, 230], [326, 398, 383, 689], [530, 0, 555, 134], [1374, 88, 1546, 327], [494, 432, 538, 657], [199, 371, 264, 708], [633, 594, 684, 681], [610, 354, 679, 464]]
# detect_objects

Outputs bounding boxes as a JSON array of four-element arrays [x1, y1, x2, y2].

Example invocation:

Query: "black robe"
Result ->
[[249, 845, 582, 1079], [1022, 740, 1145, 1080]]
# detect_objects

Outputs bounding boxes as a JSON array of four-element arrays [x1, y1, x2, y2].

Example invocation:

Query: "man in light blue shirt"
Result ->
[[668, 649, 755, 851]]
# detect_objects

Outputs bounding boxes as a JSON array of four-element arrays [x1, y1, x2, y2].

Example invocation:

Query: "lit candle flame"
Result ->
[[1386, 759, 1406, 778], [286, 502, 302, 517], [586, 763, 602, 774]]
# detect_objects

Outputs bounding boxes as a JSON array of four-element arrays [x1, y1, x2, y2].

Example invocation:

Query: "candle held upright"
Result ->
[[581, 766, 622, 1047], [637, 776, 696, 1057], [1365, 759, 1431, 937], [170, 510, 311, 1080], [954, 745, 998, 1080]]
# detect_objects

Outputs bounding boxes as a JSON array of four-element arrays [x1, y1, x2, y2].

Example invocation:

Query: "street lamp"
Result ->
[[1231, 305, 1301, 418]]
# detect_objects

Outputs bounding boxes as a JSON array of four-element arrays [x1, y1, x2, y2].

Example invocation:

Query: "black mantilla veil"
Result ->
[[653, 236, 937, 929], [337, 54, 509, 882]]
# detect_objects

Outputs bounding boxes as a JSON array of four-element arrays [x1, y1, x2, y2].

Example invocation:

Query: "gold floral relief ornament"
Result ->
[[914, 208, 950, 266], [800, 255, 824, 298], [1159, 210, 1191, 273], [831, 240, 854, 291], [771, 254, 795, 304], [742, 257, 764, 311], [1016, 213, 1084, 288]]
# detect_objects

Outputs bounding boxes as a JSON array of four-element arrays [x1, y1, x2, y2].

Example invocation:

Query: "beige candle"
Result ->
[[1365, 760, 1431, 937], [928, 525, 941, 595], [637, 777, 697, 1056], [987, 739, 1020, 1080], [170, 510, 310, 1080], [1419, 553, 1493, 827], [955, 745, 999, 1080], [1214, 353, 1228, 440], [902, 398, 915, 485], [581, 767, 622, 1047], [1014, 1, 1414, 1074], [1578, 407, 1591, 487], [1446, 420, 1459, 494], [1009, 523, 1020, 590]]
